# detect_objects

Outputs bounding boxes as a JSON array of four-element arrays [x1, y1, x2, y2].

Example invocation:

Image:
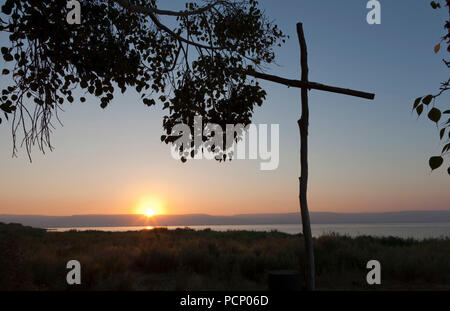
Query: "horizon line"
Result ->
[[2, 209, 450, 217]]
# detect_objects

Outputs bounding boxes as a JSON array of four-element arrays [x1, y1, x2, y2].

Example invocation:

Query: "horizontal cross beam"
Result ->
[[247, 70, 375, 100]]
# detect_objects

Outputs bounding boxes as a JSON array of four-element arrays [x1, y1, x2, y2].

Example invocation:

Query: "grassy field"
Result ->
[[0, 222, 449, 290]]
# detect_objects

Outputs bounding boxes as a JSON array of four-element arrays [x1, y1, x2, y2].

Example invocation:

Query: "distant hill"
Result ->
[[1, 210, 450, 228]]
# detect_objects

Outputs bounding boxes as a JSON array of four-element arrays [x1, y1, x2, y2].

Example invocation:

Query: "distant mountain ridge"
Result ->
[[1, 210, 450, 228]]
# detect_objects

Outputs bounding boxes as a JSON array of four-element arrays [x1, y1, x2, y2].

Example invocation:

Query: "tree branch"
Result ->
[[151, 1, 229, 17], [113, 0, 223, 50]]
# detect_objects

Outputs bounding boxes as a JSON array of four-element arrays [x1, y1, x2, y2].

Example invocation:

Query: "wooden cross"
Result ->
[[250, 23, 375, 291]]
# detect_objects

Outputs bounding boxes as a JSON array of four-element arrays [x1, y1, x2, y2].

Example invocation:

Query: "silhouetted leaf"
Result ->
[[3, 53, 13, 61], [422, 95, 433, 105], [143, 98, 155, 106], [440, 128, 446, 140], [165, 135, 181, 143], [443, 143, 450, 154], [428, 107, 441, 123], [416, 104, 424, 116], [429, 156, 443, 171], [430, 1, 441, 9], [1, 1, 13, 14], [413, 97, 422, 109], [434, 43, 441, 53]]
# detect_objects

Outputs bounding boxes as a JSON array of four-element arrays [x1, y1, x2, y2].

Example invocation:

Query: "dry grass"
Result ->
[[0, 223, 449, 290]]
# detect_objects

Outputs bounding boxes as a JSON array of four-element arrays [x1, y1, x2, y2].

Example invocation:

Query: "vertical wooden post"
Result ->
[[296, 22, 315, 291]]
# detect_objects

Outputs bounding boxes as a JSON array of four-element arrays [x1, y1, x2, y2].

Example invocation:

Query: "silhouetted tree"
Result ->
[[412, 1, 449, 175], [0, 0, 289, 157]]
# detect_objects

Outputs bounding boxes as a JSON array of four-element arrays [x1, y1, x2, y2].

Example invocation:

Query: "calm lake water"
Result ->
[[47, 223, 450, 240]]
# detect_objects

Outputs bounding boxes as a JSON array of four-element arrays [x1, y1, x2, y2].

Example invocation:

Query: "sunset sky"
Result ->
[[1, 0, 449, 216]]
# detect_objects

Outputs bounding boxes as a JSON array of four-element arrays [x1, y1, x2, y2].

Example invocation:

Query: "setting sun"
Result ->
[[143, 208, 156, 217], [135, 197, 165, 217]]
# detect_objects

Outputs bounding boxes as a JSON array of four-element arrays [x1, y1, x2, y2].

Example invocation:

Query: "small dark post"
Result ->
[[268, 270, 302, 291]]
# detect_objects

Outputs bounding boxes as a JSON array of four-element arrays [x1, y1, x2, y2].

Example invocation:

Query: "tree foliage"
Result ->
[[412, 1, 450, 174], [0, 0, 286, 160]]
